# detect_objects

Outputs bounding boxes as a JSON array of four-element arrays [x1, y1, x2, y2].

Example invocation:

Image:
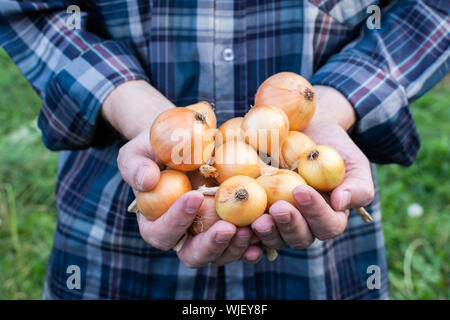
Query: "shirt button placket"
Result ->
[[213, 1, 236, 124]]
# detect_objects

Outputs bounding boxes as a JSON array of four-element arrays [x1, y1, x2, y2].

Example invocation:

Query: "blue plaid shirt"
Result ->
[[1, 0, 448, 299]]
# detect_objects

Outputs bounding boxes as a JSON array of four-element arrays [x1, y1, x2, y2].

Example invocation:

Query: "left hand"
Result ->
[[251, 86, 375, 250]]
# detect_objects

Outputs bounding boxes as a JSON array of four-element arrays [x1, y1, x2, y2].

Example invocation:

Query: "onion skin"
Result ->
[[150, 103, 216, 171], [297, 145, 345, 192], [281, 131, 316, 169], [242, 105, 289, 156], [215, 117, 244, 147], [257, 169, 307, 209], [136, 170, 192, 221], [210, 141, 265, 184], [189, 195, 220, 235], [187, 170, 218, 189], [215, 175, 267, 227], [186, 101, 217, 129], [255, 72, 316, 131]]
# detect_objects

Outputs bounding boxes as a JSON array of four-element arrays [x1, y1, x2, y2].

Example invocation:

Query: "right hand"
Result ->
[[117, 130, 264, 268]]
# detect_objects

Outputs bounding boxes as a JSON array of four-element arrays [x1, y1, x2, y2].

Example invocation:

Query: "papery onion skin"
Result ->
[[150, 103, 216, 171], [281, 131, 316, 169], [255, 72, 316, 131], [257, 169, 307, 208], [187, 170, 218, 189], [136, 170, 192, 221], [242, 105, 289, 156], [212, 141, 264, 184], [215, 175, 267, 227], [186, 101, 217, 129], [297, 145, 345, 192], [189, 195, 220, 235], [215, 117, 244, 147]]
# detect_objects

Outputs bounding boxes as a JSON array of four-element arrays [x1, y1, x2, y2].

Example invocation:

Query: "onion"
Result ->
[[257, 169, 307, 209], [215, 117, 244, 147], [136, 170, 192, 220], [281, 131, 316, 169], [255, 72, 316, 131], [241, 105, 289, 156], [215, 175, 267, 227], [200, 141, 276, 184], [189, 195, 220, 235], [150, 102, 216, 171], [297, 145, 345, 192]]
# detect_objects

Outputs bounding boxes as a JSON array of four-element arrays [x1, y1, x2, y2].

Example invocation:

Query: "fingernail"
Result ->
[[339, 190, 351, 210], [272, 212, 291, 224], [185, 196, 202, 215], [216, 232, 234, 244], [136, 166, 147, 189], [294, 188, 312, 206]]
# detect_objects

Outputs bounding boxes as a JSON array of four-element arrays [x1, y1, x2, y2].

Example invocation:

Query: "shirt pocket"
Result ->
[[308, 0, 381, 28]]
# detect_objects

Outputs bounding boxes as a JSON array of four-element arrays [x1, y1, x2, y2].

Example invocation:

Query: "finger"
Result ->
[[138, 191, 204, 250], [249, 234, 261, 245], [292, 185, 348, 240], [118, 140, 160, 192], [178, 220, 236, 268], [241, 246, 264, 264], [251, 214, 285, 250], [269, 200, 315, 249], [331, 155, 374, 211], [212, 227, 252, 266]]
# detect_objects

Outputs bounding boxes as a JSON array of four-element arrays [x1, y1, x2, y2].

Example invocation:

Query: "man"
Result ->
[[1, 1, 448, 299]]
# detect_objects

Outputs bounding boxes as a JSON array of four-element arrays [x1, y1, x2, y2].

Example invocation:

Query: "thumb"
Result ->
[[118, 140, 161, 192], [330, 170, 375, 212]]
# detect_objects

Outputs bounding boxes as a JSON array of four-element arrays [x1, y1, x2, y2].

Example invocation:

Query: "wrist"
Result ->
[[102, 80, 175, 140], [307, 85, 356, 132]]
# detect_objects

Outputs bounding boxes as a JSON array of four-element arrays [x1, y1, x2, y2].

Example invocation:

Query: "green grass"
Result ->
[[0, 48, 448, 299]]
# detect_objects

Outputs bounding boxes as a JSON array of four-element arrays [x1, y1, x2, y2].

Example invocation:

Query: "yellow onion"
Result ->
[[150, 102, 216, 171], [241, 105, 289, 156], [186, 101, 217, 129], [189, 195, 220, 235], [200, 141, 276, 184], [257, 169, 307, 209], [215, 117, 244, 146], [215, 175, 267, 227], [281, 131, 316, 169], [297, 145, 345, 192], [255, 72, 316, 131], [136, 170, 192, 220]]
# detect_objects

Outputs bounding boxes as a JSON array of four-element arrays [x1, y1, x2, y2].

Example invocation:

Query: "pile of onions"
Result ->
[[130, 72, 373, 261], [150, 102, 216, 171], [255, 72, 316, 131]]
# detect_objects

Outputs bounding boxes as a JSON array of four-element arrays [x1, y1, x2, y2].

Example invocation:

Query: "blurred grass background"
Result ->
[[0, 48, 448, 300]]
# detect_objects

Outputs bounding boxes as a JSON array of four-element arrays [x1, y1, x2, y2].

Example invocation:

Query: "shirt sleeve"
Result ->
[[0, 1, 150, 150], [310, 0, 450, 165]]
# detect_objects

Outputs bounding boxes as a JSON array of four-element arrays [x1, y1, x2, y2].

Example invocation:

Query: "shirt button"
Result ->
[[222, 48, 234, 62]]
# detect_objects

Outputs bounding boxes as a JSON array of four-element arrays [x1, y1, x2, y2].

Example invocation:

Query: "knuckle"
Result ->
[[149, 238, 173, 251], [290, 238, 314, 250]]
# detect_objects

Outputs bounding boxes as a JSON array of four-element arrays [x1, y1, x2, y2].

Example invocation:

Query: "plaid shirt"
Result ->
[[1, 0, 448, 299]]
